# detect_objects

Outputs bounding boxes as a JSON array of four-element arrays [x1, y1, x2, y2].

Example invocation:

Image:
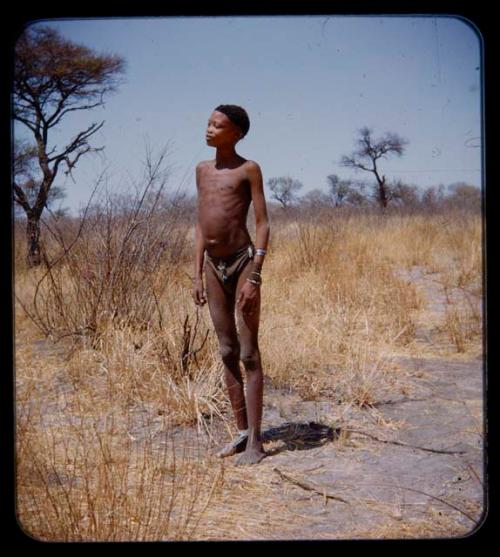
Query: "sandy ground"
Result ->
[[188, 266, 485, 540], [15, 266, 486, 541]]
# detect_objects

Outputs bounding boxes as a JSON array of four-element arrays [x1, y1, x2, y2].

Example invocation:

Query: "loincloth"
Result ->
[[204, 243, 254, 294]]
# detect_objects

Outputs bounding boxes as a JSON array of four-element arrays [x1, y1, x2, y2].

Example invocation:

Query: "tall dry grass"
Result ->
[[16, 377, 226, 541], [15, 189, 483, 540], [259, 213, 422, 405], [375, 209, 482, 354]]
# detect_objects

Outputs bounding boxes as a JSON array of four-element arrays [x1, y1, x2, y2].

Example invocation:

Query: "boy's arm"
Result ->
[[193, 163, 205, 282], [194, 221, 205, 281], [247, 161, 270, 274], [192, 163, 207, 306]]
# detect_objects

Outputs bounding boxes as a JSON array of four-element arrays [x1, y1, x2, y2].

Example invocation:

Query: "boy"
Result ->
[[192, 104, 270, 466]]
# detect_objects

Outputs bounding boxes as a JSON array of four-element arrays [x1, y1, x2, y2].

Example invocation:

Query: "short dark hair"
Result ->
[[214, 104, 250, 138]]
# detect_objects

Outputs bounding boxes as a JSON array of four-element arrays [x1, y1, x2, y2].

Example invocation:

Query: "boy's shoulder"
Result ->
[[196, 159, 213, 170], [243, 159, 262, 174], [196, 159, 261, 171]]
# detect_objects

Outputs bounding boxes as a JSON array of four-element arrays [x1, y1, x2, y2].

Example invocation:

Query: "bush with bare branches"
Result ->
[[16, 145, 193, 342]]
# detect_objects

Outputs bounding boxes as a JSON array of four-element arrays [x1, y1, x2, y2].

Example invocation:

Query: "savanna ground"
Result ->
[[14, 186, 485, 541]]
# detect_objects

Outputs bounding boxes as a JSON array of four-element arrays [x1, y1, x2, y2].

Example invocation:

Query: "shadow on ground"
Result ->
[[261, 421, 341, 455]]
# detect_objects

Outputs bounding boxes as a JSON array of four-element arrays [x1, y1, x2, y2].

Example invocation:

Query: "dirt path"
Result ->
[[191, 266, 485, 540]]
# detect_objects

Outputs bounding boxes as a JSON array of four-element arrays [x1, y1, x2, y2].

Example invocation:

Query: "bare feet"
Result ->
[[216, 434, 248, 458], [235, 445, 266, 466]]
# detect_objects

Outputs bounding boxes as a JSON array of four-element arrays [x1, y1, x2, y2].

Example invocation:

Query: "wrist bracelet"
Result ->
[[255, 248, 267, 256], [247, 277, 262, 285]]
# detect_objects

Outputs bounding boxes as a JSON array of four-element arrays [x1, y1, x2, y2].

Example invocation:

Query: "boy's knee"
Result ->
[[219, 341, 240, 366], [240, 347, 261, 371]]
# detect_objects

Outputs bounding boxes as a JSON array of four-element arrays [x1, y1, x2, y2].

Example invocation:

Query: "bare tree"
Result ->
[[326, 174, 367, 207], [444, 182, 481, 212], [421, 184, 446, 211], [300, 188, 331, 208], [267, 176, 303, 209], [326, 174, 350, 207], [13, 25, 126, 266], [389, 179, 420, 210], [341, 127, 408, 210]]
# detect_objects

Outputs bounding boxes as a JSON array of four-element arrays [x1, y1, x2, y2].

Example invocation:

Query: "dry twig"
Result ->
[[345, 428, 468, 455], [272, 467, 349, 504]]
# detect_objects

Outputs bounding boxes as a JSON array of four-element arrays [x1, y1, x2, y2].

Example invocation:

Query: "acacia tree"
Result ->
[[340, 127, 408, 210], [13, 25, 126, 266], [267, 176, 303, 209], [14, 138, 66, 218]]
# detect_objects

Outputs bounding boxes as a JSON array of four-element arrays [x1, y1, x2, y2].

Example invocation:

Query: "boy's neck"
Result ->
[[215, 144, 240, 167]]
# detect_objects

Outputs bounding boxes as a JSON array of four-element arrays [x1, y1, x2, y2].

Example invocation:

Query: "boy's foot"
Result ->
[[215, 433, 248, 458], [235, 446, 266, 466]]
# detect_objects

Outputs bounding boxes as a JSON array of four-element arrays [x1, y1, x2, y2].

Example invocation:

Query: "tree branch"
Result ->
[[47, 121, 104, 163], [341, 156, 373, 173], [13, 182, 33, 213], [63, 144, 104, 181], [13, 113, 37, 133], [46, 101, 104, 129]]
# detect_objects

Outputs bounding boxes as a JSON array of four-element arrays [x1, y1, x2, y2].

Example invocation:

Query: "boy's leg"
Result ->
[[234, 261, 266, 465], [204, 263, 248, 455]]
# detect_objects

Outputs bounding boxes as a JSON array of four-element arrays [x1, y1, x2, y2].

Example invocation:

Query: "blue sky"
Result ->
[[15, 15, 482, 213]]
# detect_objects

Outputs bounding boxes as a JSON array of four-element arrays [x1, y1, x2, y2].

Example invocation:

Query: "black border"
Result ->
[[3, 1, 495, 548]]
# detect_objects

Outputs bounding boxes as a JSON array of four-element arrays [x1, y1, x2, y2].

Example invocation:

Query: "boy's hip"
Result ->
[[204, 242, 254, 289]]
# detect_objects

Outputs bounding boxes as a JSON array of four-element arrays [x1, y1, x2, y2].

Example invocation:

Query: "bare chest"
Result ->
[[199, 167, 250, 198]]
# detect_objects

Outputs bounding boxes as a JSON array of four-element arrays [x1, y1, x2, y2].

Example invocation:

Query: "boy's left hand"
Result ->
[[237, 282, 259, 315]]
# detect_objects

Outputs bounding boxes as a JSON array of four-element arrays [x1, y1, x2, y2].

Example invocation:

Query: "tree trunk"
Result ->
[[376, 178, 388, 210], [379, 183, 388, 209], [26, 213, 41, 267], [372, 164, 388, 210]]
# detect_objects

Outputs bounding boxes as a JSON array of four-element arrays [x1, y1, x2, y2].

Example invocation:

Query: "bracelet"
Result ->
[[247, 278, 262, 286], [255, 248, 267, 257]]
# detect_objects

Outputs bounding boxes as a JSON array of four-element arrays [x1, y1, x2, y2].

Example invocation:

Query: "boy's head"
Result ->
[[214, 104, 250, 138], [206, 105, 250, 147]]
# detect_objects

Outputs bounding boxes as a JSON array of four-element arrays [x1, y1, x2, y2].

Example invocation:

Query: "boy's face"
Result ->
[[205, 111, 242, 148]]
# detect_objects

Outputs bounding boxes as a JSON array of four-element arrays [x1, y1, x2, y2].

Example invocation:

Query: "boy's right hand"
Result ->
[[192, 278, 207, 306]]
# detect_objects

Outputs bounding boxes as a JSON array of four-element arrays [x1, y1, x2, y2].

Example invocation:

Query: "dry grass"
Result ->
[[17, 411, 226, 541], [14, 206, 483, 541], [346, 502, 483, 540], [260, 214, 423, 403]]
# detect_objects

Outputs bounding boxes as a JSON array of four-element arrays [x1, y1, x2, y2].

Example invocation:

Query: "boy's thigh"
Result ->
[[204, 263, 237, 337], [235, 259, 261, 340]]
